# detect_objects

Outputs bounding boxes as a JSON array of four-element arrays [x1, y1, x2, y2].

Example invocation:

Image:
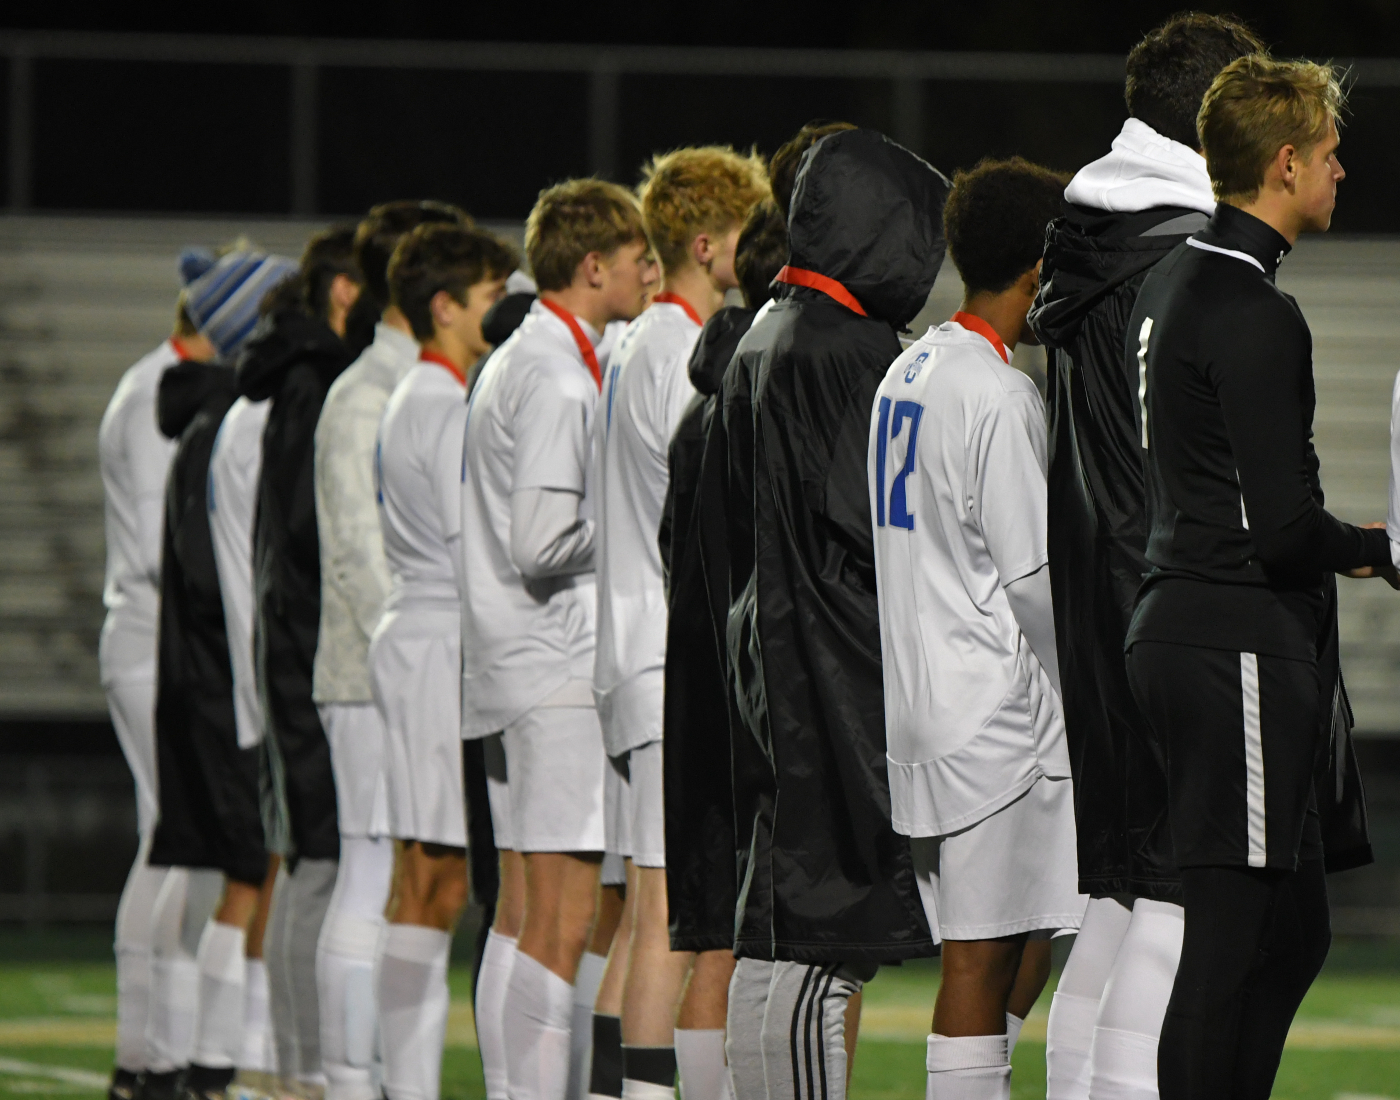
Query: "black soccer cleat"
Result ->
[[135, 1070, 184, 1100], [108, 1069, 140, 1100], [180, 1065, 236, 1100]]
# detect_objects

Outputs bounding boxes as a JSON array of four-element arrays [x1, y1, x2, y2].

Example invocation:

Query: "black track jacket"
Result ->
[[718, 129, 948, 963], [237, 309, 353, 861], [152, 362, 266, 884], [1128, 204, 1384, 870], [1029, 203, 1206, 898]]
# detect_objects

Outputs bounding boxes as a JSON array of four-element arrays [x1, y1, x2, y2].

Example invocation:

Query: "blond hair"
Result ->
[[637, 146, 770, 275], [525, 179, 648, 292], [1198, 55, 1346, 202]]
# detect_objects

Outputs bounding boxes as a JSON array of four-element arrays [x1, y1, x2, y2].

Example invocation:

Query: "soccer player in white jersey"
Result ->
[[370, 223, 516, 1100], [869, 158, 1085, 1100], [460, 179, 657, 1100], [591, 146, 767, 1100], [312, 201, 469, 1100], [98, 257, 216, 1100]]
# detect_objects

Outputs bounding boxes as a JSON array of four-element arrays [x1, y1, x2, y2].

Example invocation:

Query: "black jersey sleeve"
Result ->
[[1210, 294, 1390, 576]]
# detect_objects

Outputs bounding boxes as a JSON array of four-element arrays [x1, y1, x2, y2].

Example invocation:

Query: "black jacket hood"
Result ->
[[786, 128, 950, 329], [236, 307, 349, 402], [482, 291, 538, 348], [688, 305, 755, 397], [157, 361, 237, 439], [1030, 202, 1205, 349]]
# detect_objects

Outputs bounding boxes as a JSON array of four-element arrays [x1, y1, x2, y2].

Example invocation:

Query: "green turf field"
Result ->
[[0, 936, 1396, 1100]]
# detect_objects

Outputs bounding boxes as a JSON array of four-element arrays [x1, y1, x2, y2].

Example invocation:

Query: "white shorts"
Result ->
[[482, 732, 514, 852], [502, 702, 606, 854], [369, 608, 467, 848], [911, 774, 1087, 942], [317, 703, 389, 840], [605, 741, 665, 868], [598, 669, 664, 758], [105, 669, 159, 837]]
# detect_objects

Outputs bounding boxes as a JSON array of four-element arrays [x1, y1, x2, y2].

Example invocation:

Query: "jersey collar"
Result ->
[[652, 291, 703, 326], [419, 348, 465, 385], [1198, 203, 1291, 280], [950, 311, 1010, 364]]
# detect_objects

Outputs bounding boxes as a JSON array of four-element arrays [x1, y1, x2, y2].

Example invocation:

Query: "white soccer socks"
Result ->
[[113, 852, 167, 1075], [568, 952, 607, 1100], [1004, 1014, 1024, 1057], [239, 958, 275, 1075], [319, 913, 385, 1100], [477, 930, 518, 1100], [191, 920, 248, 1071], [926, 1034, 1011, 1100], [504, 952, 575, 1100], [1047, 896, 1134, 1100], [377, 924, 452, 1100], [1088, 899, 1184, 1100], [146, 870, 201, 1075], [674, 1029, 728, 1100]]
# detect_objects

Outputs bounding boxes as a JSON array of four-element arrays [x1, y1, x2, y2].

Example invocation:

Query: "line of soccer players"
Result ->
[[96, 12, 1395, 1100]]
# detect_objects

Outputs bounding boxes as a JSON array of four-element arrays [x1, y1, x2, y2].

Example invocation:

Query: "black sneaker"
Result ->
[[108, 1069, 139, 1100], [136, 1070, 185, 1100], [181, 1065, 236, 1100]]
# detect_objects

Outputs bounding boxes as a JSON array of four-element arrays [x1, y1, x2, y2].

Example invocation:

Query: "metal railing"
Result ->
[[5, 30, 1396, 217]]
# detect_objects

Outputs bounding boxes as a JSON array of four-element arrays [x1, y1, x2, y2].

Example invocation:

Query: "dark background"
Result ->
[[2, 2, 1399, 228]]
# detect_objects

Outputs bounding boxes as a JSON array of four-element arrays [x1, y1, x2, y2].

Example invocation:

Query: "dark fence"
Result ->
[[3, 32, 1400, 229]]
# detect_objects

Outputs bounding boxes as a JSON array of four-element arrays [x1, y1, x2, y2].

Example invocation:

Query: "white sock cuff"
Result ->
[[927, 1033, 1009, 1072], [510, 952, 575, 1030], [674, 1027, 725, 1042], [621, 1082, 674, 1100], [1049, 991, 1100, 1048], [197, 921, 248, 984], [486, 929, 518, 951], [245, 957, 268, 988], [383, 924, 452, 967], [1004, 1013, 1024, 1053], [322, 912, 384, 958], [574, 951, 607, 1006]]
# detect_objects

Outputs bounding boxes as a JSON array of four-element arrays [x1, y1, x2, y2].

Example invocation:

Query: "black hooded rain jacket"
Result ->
[[661, 306, 756, 953], [151, 361, 268, 886], [720, 129, 948, 963], [237, 308, 353, 862]]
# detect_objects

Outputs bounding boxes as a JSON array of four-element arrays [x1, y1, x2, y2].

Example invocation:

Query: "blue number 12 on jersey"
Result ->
[[874, 396, 924, 530]]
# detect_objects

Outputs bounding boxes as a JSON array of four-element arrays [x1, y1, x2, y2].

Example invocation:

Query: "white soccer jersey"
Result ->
[[97, 339, 180, 681], [458, 300, 602, 737], [377, 358, 467, 606], [1389, 369, 1400, 569], [209, 395, 271, 749], [869, 317, 1069, 839], [592, 298, 702, 753]]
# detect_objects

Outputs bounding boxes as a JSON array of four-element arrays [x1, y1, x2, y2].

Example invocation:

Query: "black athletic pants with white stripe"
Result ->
[[1127, 641, 1331, 1100]]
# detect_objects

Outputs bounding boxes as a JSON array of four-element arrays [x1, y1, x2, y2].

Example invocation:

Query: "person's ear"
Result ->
[[581, 251, 605, 289], [692, 232, 715, 268], [1277, 143, 1299, 190], [1018, 261, 1042, 298], [429, 289, 460, 330]]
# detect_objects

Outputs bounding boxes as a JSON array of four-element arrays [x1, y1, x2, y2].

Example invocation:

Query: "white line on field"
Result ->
[[0, 1058, 107, 1090]]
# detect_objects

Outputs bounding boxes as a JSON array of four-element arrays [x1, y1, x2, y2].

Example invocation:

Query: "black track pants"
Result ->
[[1158, 859, 1330, 1100]]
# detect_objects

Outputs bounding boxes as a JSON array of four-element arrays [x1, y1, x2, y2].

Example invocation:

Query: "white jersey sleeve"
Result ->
[[968, 389, 1050, 588], [208, 396, 271, 748], [513, 357, 597, 495]]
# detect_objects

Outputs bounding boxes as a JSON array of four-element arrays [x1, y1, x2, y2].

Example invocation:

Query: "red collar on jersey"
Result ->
[[538, 298, 602, 389], [652, 290, 703, 326], [170, 336, 196, 362], [774, 265, 867, 317], [419, 348, 466, 385], [951, 311, 1010, 364]]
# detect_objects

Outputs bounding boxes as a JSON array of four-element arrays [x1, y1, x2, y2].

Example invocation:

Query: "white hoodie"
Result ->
[[1064, 117, 1216, 216]]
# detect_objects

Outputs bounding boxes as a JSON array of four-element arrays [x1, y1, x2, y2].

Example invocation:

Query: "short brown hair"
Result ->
[[1199, 55, 1345, 203], [354, 200, 473, 309], [525, 179, 648, 292], [300, 224, 359, 322], [1125, 13, 1264, 149], [944, 157, 1068, 297], [734, 199, 788, 309], [637, 146, 769, 275], [769, 120, 857, 219], [388, 225, 520, 342]]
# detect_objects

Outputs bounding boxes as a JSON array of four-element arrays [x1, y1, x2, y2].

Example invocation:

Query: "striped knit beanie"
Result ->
[[184, 251, 298, 359]]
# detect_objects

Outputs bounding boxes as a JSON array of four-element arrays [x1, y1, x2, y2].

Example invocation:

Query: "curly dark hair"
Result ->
[[944, 157, 1068, 298], [388, 224, 520, 342], [1126, 12, 1265, 149], [768, 119, 857, 220], [734, 199, 788, 309], [354, 200, 473, 312]]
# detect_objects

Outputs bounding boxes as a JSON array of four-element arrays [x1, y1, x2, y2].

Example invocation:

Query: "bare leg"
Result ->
[[621, 866, 694, 1045]]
